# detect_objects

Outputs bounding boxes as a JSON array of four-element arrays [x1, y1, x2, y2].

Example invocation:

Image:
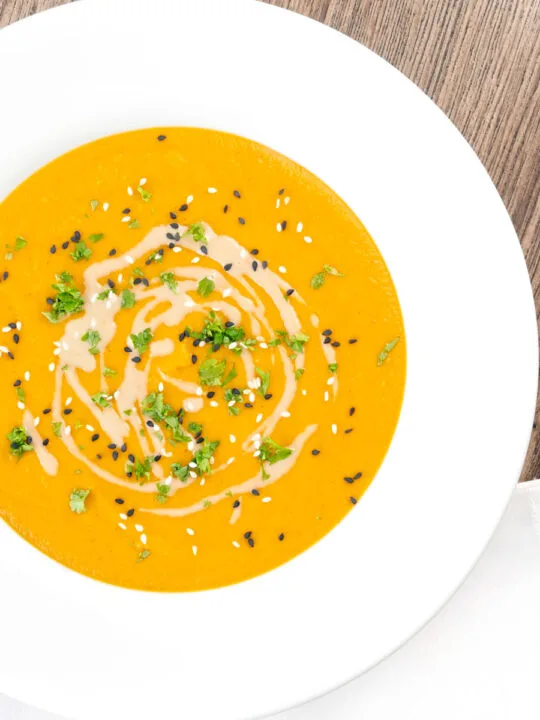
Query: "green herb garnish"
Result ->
[[130, 328, 153, 354], [128, 219, 141, 230], [295, 368, 305, 380], [127, 456, 152, 483], [159, 271, 178, 293], [88, 233, 104, 243], [97, 288, 117, 300], [91, 392, 111, 409], [377, 337, 400, 366], [171, 463, 189, 482], [186, 311, 246, 349], [197, 277, 215, 297], [82, 329, 101, 355], [188, 422, 203, 435], [90, 200, 99, 212], [70, 241, 92, 262], [137, 549, 151, 563], [43, 273, 84, 323], [69, 488, 90, 514], [52, 422, 62, 437], [137, 185, 152, 202], [198, 358, 227, 387], [258, 437, 293, 480], [156, 482, 170, 504], [16, 387, 25, 403], [270, 330, 310, 357], [120, 288, 136, 309], [183, 222, 207, 244], [256, 367, 270, 396], [310, 265, 343, 289], [193, 440, 220, 476], [103, 367, 118, 377], [7, 426, 33, 459], [328, 363, 338, 373]]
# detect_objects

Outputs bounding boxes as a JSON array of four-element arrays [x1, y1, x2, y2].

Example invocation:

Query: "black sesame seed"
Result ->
[[91, 434, 99, 442], [128, 454, 135, 463], [311, 449, 321, 457], [63, 408, 72, 415], [285, 288, 294, 297], [201, 245, 208, 255], [127, 508, 135, 517], [43, 408, 51, 414], [251, 260, 258, 271], [248, 538, 255, 548], [322, 329, 333, 336], [142, 278, 149, 287], [278, 188, 285, 195], [50, 245, 56, 254], [345, 428, 354, 434], [250, 249, 259, 255], [224, 263, 233, 271], [233, 500, 240, 508], [167, 242, 174, 249], [74, 231, 81, 240], [238, 217, 246, 225], [112, 451, 119, 460], [26, 435, 32, 445], [115, 498, 125, 505], [264, 393, 273, 400], [323, 337, 331, 345], [231, 388, 241, 396], [7, 352, 14, 359], [107, 279, 115, 289], [170, 212, 177, 219], [225, 321, 235, 328], [170, 222, 179, 229], [146, 420, 155, 428], [166, 232, 174, 240], [244, 530, 252, 539], [8, 323, 16, 329], [145, 259, 152, 266], [2, 272, 7, 281], [42, 438, 49, 447], [349, 407, 356, 416], [207, 391, 215, 399], [193, 338, 201, 347], [131, 356, 142, 364], [109, 249, 117, 256], [179, 204, 189, 212], [122, 208, 131, 214], [281, 221, 287, 231], [350, 497, 358, 505], [244, 403, 254, 409], [121, 443, 127, 452], [157, 134, 167, 141], [126, 472, 133, 478], [196, 437, 204, 444], [133, 277, 142, 285], [349, 338, 358, 344], [223, 204, 229, 213], [45, 297, 54, 305], [233, 190, 241, 198], [178, 332, 186, 342], [251, 489, 260, 496], [278, 533, 285, 541], [61, 241, 69, 250], [13, 379, 21, 387], [124, 346, 132, 353], [262, 260, 268, 269], [212, 343, 221, 352], [154, 455, 162, 462], [331, 341, 341, 348], [191, 354, 197, 364], [353, 472, 362, 480], [344, 476, 354, 484]]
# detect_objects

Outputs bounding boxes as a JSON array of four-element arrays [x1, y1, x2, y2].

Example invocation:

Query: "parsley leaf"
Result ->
[[52, 422, 62, 437], [221, 365, 238, 387], [328, 363, 338, 373], [193, 440, 220, 476], [160, 271, 178, 293], [142, 392, 174, 423], [256, 367, 270, 396], [90, 200, 99, 212], [103, 367, 117, 377], [183, 222, 207, 244], [295, 368, 305, 380], [186, 311, 246, 349], [188, 422, 203, 435], [197, 277, 215, 297], [198, 358, 227, 386], [91, 392, 111, 409], [130, 328, 153, 354], [43, 274, 84, 323], [70, 241, 92, 262], [120, 289, 136, 309], [97, 288, 117, 300], [259, 437, 293, 480], [156, 482, 170, 504], [69, 488, 90, 514], [88, 233, 104, 243], [127, 456, 152, 483], [272, 330, 310, 356], [128, 219, 141, 230], [137, 549, 151, 562], [310, 264, 343, 289], [14, 236, 27, 251], [171, 462, 189, 482], [7, 426, 33, 459], [82, 329, 101, 354], [377, 337, 400, 366], [137, 185, 152, 202]]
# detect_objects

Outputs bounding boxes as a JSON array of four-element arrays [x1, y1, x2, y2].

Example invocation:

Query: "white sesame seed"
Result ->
[[172, 246, 182, 253], [118, 523, 127, 531], [33, 417, 40, 427], [229, 434, 236, 443], [192, 545, 198, 556], [127, 186, 133, 196], [327, 377, 336, 386], [191, 256, 200, 264], [259, 342, 268, 349], [262, 497, 272, 503], [331, 424, 338, 435], [125, 255, 134, 264], [210, 457, 215, 465], [135, 524, 144, 532], [200, 478, 206, 486], [0, 346, 8, 353], [158, 382, 164, 392], [121, 216, 131, 223], [140, 534, 147, 545], [189, 462, 197, 469], [240, 248, 248, 259], [281, 411, 291, 418], [324, 391, 329, 402], [195, 387, 203, 396], [209, 400, 219, 408], [139, 177, 147, 186], [227, 400, 236, 408], [302, 389, 308, 396], [199, 341, 206, 348], [304, 236, 313, 244], [103, 202, 109, 211], [284, 197, 290, 205], [276, 198, 281, 209], [253, 450, 261, 458], [65, 426, 72, 436], [2, 326, 10, 333], [86, 425, 94, 432], [189, 470, 197, 479], [186, 528, 195, 536], [227, 457, 235, 465], [256, 413, 263, 423], [48, 362, 55, 372], [232, 541, 240, 548], [119, 513, 127, 520], [248, 392, 255, 403], [65, 396, 72, 406], [278, 266, 287, 274], [276, 223, 282, 232], [208, 187, 218, 194], [16, 322, 21, 330], [186, 195, 194, 204], [297, 222, 303, 232], [188, 441, 195, 451], [243, 388, 251, 395], [223, 288, 232, 298], [24, 371, 30, 381], [117, 273, 123, 282], [229, 342, 237, 349], [113, 391, 119, 400]]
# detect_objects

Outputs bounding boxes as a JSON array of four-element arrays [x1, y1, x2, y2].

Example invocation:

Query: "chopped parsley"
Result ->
[[127, 456, 152, 483], [70, 241, 92, 262], [142, 392, 189, 443], [188, 422, 203, 435], [121, 288, 136, 309], [198, 358, 226, 386], [256, 367, 270, 396], [197, 277, 215, 297], [183, 222, 207, 244], [130, 328, 153, 354], [377, 337, 400, 366], [221, 365, 237, 386], [43, 273, 84, 323], [82, 329, 101, 355], [97, 288, 117, 300], [128, 219, 141, 230], [7, 426, 33, 459], [270, 330, 310, 357], [16, 387, 25, 403], [103, 367, 117, 377], [156, 482, 170, 503], [91, 392, 111, 409], [193, 440, 220, 476], [328, 363, 338, 373], [185, 311, 246, 349], [137, 185, 152, 202], [90, 200, 99, 212], [171, 462, 189, 482], [69, 488, 90, 514], [259, 437, 293, 480], [88, 233, 104, 243], [137, 549, 151, 563], [310, 265, 344, 289], [160, 271, 178, 293], [52, 422, 62, 437], [295, 368, 305, 381], [225, 388, 243, 416]]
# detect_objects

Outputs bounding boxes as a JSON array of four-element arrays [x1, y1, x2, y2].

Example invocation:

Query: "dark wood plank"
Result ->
[[1, 0, 539, 479]]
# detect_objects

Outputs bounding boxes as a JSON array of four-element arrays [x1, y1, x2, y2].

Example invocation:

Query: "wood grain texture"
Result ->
[[1, 0, 539, 480]]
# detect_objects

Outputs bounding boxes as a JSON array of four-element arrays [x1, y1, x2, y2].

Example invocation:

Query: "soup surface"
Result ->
[[0, 128, 405, 591]]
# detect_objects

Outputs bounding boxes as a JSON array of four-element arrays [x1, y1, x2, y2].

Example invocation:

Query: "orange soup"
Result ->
[[0, 128, 405, 591]]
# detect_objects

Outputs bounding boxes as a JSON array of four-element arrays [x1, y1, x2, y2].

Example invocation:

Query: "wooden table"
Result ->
[[1, 0, 539, 480]]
